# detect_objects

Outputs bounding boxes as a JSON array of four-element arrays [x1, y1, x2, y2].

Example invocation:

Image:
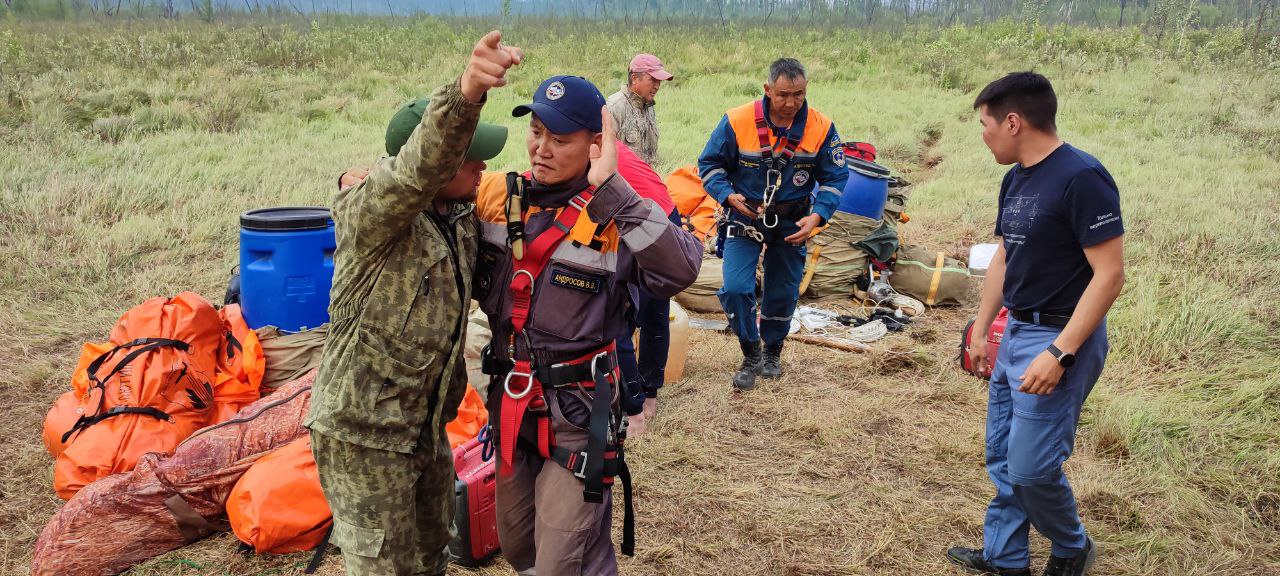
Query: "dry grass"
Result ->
[[3, 17, 1280, 576], [111, 308, 1277, 576]]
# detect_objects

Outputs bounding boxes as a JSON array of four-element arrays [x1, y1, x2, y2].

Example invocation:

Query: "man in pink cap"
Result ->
[[606, 53, 673, 166], [607, 53, 680, 428]]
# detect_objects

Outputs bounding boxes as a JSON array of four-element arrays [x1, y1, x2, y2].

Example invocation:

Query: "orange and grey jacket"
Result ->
[[472, 170, 701, 375]]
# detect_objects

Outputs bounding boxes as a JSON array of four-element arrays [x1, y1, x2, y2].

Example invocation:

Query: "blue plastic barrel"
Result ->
[[239, 207, 336, 332], [836, 157, 892, 219]]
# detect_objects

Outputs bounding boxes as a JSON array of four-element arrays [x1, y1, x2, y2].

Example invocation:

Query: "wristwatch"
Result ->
[[1046, 344, 1076, 368]]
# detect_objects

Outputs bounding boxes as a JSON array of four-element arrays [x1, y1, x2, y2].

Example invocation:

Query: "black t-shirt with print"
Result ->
[[995, 143, 1124, 314]]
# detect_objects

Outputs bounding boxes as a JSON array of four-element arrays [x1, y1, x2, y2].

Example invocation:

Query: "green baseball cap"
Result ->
[[385, 98, 507, 161]]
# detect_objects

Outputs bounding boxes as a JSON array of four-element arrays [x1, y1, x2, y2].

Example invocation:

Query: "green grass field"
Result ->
[[2, 17, 1279, 576]]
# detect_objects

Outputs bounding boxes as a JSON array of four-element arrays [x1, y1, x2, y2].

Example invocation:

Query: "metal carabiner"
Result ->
[[504, 370, 534, 399], [764, 169, 782, 197], [760, 168, 783, 229]]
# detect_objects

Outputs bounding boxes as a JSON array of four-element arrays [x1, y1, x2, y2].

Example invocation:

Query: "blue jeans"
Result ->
[[983, 318, 1109, 569], [616, 208, 679, 410], [616, 289, 671, 399]]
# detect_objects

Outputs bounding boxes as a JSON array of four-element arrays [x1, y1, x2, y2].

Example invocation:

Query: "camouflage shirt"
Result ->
[[606, 85, 660, 166], [305, 80, 481, 453]]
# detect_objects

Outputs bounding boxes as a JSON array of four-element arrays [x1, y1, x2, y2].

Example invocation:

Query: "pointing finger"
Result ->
[[503, 45, 524, 65]]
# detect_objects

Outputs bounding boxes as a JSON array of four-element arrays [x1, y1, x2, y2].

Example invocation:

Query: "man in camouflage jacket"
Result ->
[[304, 31, 522, 576]]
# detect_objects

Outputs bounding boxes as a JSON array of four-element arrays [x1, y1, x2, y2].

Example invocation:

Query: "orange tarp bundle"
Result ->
[[212, 304, 265, 422], [447, 383, 488, 449], [227, 436, 331, 554], [31, 374, 315, 576], [665, 165, 721, 242]]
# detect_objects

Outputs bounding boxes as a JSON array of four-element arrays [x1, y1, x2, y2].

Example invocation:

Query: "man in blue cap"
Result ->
[[471, 75, 701, 575]]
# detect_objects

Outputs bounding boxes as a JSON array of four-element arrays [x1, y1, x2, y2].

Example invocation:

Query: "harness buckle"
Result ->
[[590, 350, 622, 404], [504, 370, 534, 399], [726, 222, 765, 243], [590, 351, 614, 379], [569, 450, 589, 479]]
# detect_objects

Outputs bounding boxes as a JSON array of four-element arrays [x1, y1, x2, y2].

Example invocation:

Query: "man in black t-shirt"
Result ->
[[946, 72, 1126, 576]]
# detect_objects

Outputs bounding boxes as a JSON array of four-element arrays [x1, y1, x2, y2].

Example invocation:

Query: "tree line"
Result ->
[[2, 0, 1277, 38]]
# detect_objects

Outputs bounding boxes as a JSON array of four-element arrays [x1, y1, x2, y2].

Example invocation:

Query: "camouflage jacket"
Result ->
[[606, 85, 660, 166], [305, 81, 481, 453]]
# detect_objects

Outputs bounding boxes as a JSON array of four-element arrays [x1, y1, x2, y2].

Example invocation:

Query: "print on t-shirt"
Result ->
[[1000, 192, 1043, 243]]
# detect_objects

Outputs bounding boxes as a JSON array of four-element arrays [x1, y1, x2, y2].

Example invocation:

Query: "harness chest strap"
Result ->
[[499, 188, 594, 473], [753, 100, 801, 228], [753, 99, 800, 170]]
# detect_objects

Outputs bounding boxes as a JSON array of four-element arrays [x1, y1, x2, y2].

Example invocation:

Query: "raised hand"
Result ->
[[461, 30, 524, 104], [588, 106, 618, 187]]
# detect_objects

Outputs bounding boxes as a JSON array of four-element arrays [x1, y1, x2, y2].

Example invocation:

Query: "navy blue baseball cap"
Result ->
[[512, 75, 605, 135]]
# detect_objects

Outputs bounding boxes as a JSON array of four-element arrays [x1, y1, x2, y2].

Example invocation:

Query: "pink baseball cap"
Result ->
[[629, 54, 674, 81]]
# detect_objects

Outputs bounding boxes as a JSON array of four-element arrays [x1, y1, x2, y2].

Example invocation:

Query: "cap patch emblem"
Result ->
[[546, 81, 566, 101]]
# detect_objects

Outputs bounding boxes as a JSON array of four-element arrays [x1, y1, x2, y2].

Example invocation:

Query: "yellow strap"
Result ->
[[798, 245, 823, 295], [926, 252, 945, 306]]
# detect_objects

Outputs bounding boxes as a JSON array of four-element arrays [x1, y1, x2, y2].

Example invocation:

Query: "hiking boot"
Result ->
[[732, 340, 763, 391], [760, 342, 784, 379], [1042, 537, 1097, 576], [944, 547, 1031, 576]]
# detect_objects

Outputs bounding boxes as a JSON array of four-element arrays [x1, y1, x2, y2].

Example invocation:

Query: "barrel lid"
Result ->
[[240, 207, 332, 231], [847, 157, 892, 179]]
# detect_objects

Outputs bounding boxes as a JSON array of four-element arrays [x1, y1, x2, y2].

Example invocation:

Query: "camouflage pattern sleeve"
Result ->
[[332, 79, 483, 253], [605, 91, 628, 141]]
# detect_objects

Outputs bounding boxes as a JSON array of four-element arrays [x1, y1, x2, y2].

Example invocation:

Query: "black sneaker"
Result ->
[[1043, 537, 1097, 576], [945, 547, 1031, 576], [732, 340, 763, 391]]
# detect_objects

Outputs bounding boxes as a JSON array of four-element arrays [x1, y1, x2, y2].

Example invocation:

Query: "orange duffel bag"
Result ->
[[212, 303, 265, 422], [227, 435, 331, 555], [43, 291, 225, 499]]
